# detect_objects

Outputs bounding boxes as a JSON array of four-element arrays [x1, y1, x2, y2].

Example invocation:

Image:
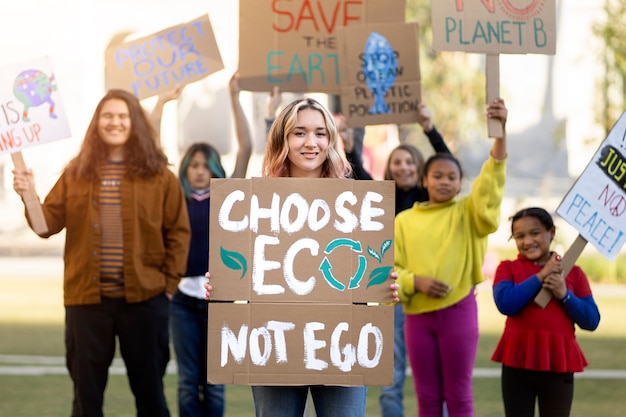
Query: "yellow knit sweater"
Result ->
[[394, 155, 506, 314]]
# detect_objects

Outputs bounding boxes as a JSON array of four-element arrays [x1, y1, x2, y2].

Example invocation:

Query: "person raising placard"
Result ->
[[12, 89, 190, 417]]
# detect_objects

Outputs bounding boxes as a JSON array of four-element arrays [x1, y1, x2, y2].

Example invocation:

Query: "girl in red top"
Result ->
[[491, 207, 600, 417]]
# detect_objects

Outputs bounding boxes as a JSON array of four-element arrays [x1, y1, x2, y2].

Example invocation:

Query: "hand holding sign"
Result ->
[[12, 153, 48, 235], [534, 235, 587, 308], [540, 254, 568, 300]]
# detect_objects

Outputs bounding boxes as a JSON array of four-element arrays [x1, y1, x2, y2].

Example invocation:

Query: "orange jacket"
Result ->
[[27, 167, 190, 305]]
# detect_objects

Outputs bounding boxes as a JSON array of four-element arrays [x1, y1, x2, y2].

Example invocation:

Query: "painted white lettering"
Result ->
[[218, 190, 386, 234], [221, 324, 248, 366], [250, 193, 280, 233], [253, 235, 283, 295], [357, 323, 384, 368], [280, 193, 308, 233], [360, 191, 385, 231], [308, 199, 331, 231], [284, 238, 319, 295], [334, 191, 358, 233], [266, 321, 296, 363], [330, 322, 356, 372], [218, 190, 248, 232], [303, 322, 328, 371], [249, 326, 272, 366]]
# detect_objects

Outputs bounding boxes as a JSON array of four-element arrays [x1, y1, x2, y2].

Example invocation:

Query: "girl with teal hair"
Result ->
[[169, 72, 252, 417]]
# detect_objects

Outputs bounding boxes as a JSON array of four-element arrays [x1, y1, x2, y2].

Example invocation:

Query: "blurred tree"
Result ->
[[593, 0, 626, 137], [401, 0, 485, 153]]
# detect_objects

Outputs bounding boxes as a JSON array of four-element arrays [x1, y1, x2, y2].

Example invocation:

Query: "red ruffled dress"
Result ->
[[491, 255, 592, 373]]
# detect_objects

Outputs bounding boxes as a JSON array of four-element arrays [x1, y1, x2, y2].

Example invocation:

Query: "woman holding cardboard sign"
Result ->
[[205, 96, 400, 417]]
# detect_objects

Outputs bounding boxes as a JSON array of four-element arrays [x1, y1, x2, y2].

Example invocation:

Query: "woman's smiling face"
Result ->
[[388, 148, 418, 191], [286, 108, 329, 178]]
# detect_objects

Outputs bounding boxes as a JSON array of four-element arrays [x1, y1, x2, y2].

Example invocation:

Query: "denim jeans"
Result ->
[[252, 385, 367, 417], [170, 291, 225, 417], [379, 303, 406, 417]]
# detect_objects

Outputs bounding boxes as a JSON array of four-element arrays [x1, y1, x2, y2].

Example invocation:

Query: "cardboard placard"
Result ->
[[238, 0, 407, 93], [486, 54, 503, 138], [207, 178, 395, 385], [1, 55, 71, 236], [208, 302, 393, 386], [338, 22, 421, 128], [0, 56, 71, 155], [431, 0, 556, 54], [104, 15, 224, 100], [555, 109, 626, 261]]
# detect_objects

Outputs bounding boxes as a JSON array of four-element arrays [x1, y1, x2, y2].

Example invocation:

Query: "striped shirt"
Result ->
[[99, 162, 125, 298]]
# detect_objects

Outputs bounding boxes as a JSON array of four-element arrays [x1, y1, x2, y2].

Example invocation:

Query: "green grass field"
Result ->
[[1, 275, 625, 416]]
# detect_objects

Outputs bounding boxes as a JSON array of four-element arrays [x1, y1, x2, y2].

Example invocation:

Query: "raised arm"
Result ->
[[264, 85, 282, 134], [229, 72, 253, 178], [150, 84, 183, 141], [418, 102, 449, 154]]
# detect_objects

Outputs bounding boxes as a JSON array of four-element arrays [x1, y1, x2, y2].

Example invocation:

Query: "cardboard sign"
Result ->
[[338, 22, 421, 128], [208, 302, 393, 386], [238, 0, 406, 93], [431, 0, 556, 54], [207, 177, 396, 385], [0, 56, 71, 155], [556, 109, 626, 261], [485, 54, 503, 138], [104, 15, 224, 100]]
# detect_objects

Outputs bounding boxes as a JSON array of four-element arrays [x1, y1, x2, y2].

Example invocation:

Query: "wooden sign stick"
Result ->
[[486, 54, 503, 139], [534, 234, 588, 308], [11, 151, 49, 235]]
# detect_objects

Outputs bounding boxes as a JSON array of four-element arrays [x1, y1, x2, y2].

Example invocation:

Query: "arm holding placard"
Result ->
[[536, 248, 600, 329], [534, 235, 587, 308], [493, 254, 561, 316], [11, 152, 49, 236], [150, 84, 183, 141]]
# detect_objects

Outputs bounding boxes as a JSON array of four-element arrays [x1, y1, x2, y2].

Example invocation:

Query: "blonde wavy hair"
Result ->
[[262, 98, 352, 179]]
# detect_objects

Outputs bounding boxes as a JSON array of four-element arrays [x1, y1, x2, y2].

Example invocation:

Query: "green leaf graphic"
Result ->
[[367, 246, 382, 263], [380, 239, 392, 258], [368, 266, 392, 288], [220, 246, 247, 279]]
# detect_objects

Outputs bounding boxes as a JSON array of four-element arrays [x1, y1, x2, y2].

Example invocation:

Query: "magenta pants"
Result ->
[[405, 291, 478, 417]]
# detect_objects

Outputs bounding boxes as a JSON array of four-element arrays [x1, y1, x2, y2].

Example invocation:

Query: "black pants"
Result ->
[[501, 364, 574, 417], [65, 294, 171, 417]]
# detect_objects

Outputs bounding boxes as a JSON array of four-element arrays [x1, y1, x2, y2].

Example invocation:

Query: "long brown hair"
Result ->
[[262, 98, 351, 178], [66, 89, 167, 181]]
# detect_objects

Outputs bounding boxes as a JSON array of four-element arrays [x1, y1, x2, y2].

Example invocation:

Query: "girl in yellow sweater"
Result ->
[[394, 98, 508, 417]]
